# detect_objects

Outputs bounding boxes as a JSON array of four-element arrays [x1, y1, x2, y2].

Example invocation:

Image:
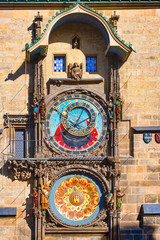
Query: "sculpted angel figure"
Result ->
[[40, 179, 51, 209], [68, 62, 83, 80]]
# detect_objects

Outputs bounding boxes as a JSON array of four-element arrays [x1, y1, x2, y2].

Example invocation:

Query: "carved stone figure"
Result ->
[[116, 188, 125, 210], [105, 190, 114, 210], [32, 98, 40, 119], [68, 63, 83, 80], [40, 98, 46, 120], [31, 188, 38, 208], [116, 97, 123, 119], [41, 180, 51, 209], [108, 98, 114, 119]]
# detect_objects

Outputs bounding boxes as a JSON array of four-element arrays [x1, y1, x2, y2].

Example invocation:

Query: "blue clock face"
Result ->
[[45, 93, 108, 155]]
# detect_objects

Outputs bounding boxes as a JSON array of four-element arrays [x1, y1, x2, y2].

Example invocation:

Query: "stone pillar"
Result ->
[[117, 210, 121, 240], [109, 210, 113, 240]]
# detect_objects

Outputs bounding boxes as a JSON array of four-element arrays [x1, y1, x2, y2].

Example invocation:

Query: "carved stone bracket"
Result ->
[[7, 159, 33, 181], [7, 156, 113, 181], [47, 78, 103, 90], [109, 169, 121, 178], [4, 114, 30, 127]]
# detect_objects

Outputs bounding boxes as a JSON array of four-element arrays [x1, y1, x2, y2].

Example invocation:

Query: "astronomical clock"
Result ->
[[45, 89, 108, 156], [6, 4, 132, 239], [44, 89, 110, 231]]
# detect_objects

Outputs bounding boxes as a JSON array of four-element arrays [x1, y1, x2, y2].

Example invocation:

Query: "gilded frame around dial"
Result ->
[[45, 89, 108, 156], [49, 174, 103, 225]]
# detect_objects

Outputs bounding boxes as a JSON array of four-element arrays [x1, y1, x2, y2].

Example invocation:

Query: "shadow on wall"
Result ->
[[5, 62, 25, 81], [0, 161, 35, 240]]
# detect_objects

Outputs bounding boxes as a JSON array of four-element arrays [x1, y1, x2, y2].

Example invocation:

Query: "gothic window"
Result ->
[[15, 129, 26, 158], [86, 56, 97, 73], [54, 56, 65, 72], [72, 36, 80, 49]]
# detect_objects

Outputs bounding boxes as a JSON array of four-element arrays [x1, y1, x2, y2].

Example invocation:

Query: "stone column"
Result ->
[[117, 210, 121, 240], [109, 210, 113, 240]]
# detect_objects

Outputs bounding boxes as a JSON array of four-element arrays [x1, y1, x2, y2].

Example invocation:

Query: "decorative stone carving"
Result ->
[[34, 11, 43, 40], [68, 63, 83, 80], [7, 159, 33, 181], [4, 114, 30, 127], [109, 11, 120, 34], [109, 169, 120, 178]]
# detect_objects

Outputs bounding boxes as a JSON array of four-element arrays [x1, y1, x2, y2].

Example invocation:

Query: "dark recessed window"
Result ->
[[54, 56, 65, 72], [72, 37, 80, 49], [86, 56, 97, 73]]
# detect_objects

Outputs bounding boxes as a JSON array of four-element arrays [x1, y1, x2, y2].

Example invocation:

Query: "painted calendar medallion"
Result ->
[[49, 175, 103, 225], [45, 93, 108, 156]]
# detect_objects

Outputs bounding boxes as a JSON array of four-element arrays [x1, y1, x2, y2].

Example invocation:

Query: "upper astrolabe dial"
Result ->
[[45, 93, 108, 156], [61, 101, 96, 137]]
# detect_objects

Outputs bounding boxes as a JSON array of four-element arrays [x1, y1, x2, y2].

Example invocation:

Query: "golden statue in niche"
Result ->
[[72, 37, 80, 49], [73, 39, 78, 49]]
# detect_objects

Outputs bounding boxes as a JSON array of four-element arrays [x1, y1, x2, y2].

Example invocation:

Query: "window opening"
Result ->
[[86, 56, 97, 73], [15, 129, 25, 158], [54, 56, 65, 72]]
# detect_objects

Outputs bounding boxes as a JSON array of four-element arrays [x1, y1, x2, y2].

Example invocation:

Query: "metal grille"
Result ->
[[86, 57, 97, 73], [15, 130, 25, 158], [54, 57, 65, 72]]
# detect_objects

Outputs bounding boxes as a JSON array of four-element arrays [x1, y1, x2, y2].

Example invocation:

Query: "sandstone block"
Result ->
[[122, 213, 138, 221], [147, 173, 159, 181], [127, 195, 143, 204], [156, 217, 160, 224], [132, 187, 146, 194], [143, 217, 155, 225], [136, 166, 146, 173], [147, 165, 160, 172], [145, 194, 157, 203], [120, 174, 127, 180]]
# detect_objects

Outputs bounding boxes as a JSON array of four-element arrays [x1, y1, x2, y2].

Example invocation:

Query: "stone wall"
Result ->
[[0, 5, 159, 240]]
